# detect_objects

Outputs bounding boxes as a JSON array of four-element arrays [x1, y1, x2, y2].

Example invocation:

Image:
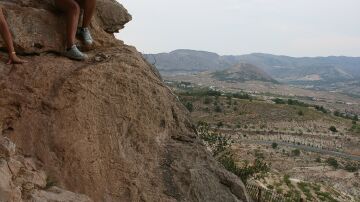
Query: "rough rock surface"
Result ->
[[0, 137, 93, 202], [0, 0, 131, 53], [0, 0, 250, 202]]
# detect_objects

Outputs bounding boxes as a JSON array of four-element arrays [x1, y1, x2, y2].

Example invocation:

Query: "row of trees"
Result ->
[[273, 98, 360, 122]]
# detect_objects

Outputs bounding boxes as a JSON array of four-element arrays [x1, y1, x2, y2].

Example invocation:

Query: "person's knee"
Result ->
[[68, 1, 80, 15]]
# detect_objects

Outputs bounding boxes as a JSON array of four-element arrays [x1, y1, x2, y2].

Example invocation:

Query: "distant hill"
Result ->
[[211, 63, 277, 83], [144, 49, 231, 72], [145, 50, 360, 84], [232, 53, 360, 83]]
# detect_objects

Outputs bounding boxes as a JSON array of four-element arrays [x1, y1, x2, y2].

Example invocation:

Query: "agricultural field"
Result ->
[[170, 81, 360, 202]]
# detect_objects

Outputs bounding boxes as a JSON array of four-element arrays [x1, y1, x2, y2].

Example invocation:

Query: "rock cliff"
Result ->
[[0, 0, 250, 201]]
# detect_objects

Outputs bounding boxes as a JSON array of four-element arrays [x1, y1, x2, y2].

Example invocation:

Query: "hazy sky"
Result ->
[[116, 0, 360, 57]]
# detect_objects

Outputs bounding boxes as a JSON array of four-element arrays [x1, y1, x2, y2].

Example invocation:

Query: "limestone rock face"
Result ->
[[0, 136, 15, 158], [0, 138, 93, 202], [0, 0, 250, 202], [96, 0, 132, 33], [30, 187, 93, 202], [0, 0, 131, 53]]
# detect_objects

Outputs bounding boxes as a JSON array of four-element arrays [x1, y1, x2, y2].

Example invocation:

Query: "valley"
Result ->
[[146, 49, 360, 98], [166, 80, 360, 202], [147, 49, 360, 201]]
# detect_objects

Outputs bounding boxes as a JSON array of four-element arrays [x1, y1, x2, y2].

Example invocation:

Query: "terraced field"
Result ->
[[171, 82, 360, 201]]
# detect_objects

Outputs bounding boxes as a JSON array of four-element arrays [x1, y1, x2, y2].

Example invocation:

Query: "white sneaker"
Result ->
[[63, 45, 88, 61], [77, 27, 94, 46]]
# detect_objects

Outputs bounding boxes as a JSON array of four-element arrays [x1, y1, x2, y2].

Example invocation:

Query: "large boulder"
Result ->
[[0, 0, 250, 202], [0, 0, 131, 54], [96, 0, 132, 33], [0, 138, 92, 202], [0, 136, 16, 158], [30, 187, 93, 202]]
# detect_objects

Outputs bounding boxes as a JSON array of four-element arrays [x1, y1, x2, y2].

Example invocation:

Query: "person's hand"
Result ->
[[7, 53, 27, 64]]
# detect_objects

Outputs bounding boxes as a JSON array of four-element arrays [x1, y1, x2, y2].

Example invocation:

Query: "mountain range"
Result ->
[[145, 49, 360, 84]]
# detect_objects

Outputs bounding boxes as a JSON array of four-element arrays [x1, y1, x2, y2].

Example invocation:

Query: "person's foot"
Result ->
[[7, 53, 27, 64], [63, 45, 88, 61], [77, 27, 93, 46]]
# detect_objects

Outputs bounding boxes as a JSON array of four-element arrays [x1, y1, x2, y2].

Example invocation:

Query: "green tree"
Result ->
[[273, 98, 286, 104], [197, 121, 270, 184], [217, 122, 224, 128], [298, 110, 304, 116], [272, 142, 278, 149], [219, 156, 268, 183], [329, 126, 337, 132], [345, 163, 358, 172], [326, 157, 339, 169], [334, 111, 341, 117], [288, 99, 294, 105], [283, 174, 292, 187], [292, 149, 301, 156], [215, 105, 222, 113], [203, 97, 213, 104], [315, 105, 327, 113], [185, 102, 193, 112]]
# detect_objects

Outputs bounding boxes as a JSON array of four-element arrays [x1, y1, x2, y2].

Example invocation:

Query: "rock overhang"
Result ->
[[0, 0, 131, 54]]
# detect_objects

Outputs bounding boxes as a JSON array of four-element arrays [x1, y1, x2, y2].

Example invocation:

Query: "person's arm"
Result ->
[[0, 8, 25, 64]]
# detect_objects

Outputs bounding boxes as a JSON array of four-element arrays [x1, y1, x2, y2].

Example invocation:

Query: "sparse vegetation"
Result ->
[[203, 97, 213, 104], [185, 102, 193, 112], [316, 191, 337, 202], [297, 110, 304, 116], [297, 182, 313, 200], [291, 149, 301, 156], [171, 84, 359, 201], [217, 121, 224, 128], [329, 126, 337, 132], [231, 92, 252, 100], [197, 121, 270, 184], [197, 121, 231, 157], [284, 174, 292, 187], [326, 157, 339, 169], [287, 99, 310, 107], [315, 105, 328, 113], [344, 163, 359, 172], [334, 110, 359, 122], [45, 176, 57, 189], [179, 88, 222, 97], [214, 105, 222, 113], [350, 123, 360, 134], [273, 98, 286, 104]]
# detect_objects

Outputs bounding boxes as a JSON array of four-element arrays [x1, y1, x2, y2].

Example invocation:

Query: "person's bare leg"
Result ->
[[75, 0, 95, 46], [54, 0, 87, 60], [0, 8, 25, 64], [54, 0, 80, 49], [77, 0, 96, 28]]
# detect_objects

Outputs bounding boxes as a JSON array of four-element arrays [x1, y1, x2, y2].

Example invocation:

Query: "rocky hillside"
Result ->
[[234, 53, 359, 83], [0, 0, 250, 202], [145, 49, 232, 73], [211, 63, 277, 83]]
